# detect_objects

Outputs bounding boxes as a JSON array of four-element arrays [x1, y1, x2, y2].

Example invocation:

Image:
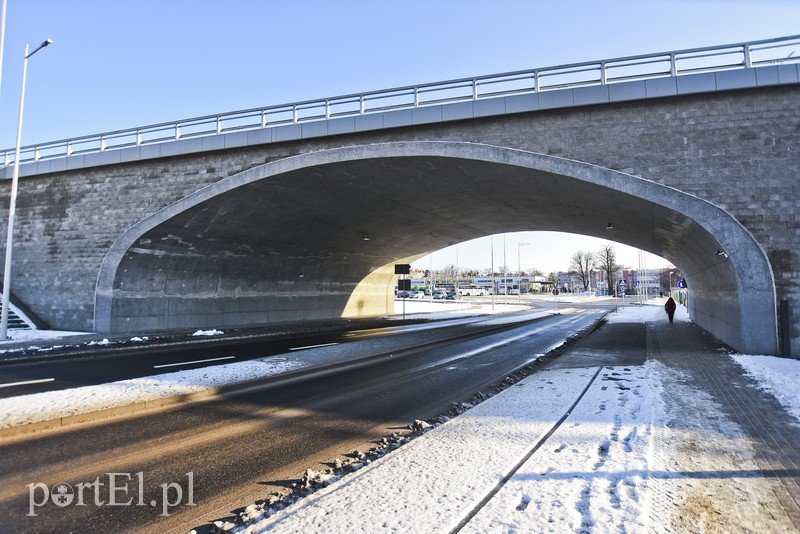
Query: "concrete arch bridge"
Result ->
[[1, 37, 798, 356]]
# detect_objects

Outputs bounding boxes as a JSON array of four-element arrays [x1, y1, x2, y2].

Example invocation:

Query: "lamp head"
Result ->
[[27, 38, 53, 58]]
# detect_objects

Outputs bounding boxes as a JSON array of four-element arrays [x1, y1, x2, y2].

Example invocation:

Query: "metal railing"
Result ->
[[3, 34, 798, 168]]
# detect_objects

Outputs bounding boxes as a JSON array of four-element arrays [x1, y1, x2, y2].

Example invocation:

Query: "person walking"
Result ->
[[664, 296, 676, 323]]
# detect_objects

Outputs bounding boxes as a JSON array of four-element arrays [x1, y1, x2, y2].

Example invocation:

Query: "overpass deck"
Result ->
[[3, 35, 799, 179]]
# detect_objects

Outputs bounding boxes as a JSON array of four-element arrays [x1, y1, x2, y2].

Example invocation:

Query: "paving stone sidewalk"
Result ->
[[647, 315, 800, 532]]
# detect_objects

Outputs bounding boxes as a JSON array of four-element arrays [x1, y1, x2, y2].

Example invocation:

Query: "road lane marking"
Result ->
[[0, 378, 55, 389], [153, 356, 235, 369], [289, 343, 339, 351]]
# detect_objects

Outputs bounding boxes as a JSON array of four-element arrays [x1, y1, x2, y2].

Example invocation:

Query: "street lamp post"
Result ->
[[455, 246, 459, 296], [1, 39, 53, 340], [517, 241, 530, 303], [490, 237, 495, 311], [502, 233, 507, 302], [669, 270, 675, 299]]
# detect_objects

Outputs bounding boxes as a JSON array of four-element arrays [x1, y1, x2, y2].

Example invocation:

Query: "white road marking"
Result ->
[[0, 378, 55, 389], [153, 356, 235, 369], [289, 343, 339, 351]]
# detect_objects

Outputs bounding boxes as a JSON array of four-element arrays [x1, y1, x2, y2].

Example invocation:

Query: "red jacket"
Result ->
[[665, 298, 676, 313]]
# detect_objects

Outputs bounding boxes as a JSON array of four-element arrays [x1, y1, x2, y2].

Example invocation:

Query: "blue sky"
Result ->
[[1, 1, 798, 273]]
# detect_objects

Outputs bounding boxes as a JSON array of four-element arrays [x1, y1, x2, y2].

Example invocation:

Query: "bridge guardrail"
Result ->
[[3, 34, 798, 167]]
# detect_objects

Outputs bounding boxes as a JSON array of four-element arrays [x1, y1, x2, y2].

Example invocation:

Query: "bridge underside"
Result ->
[[96, 142, 777, 355]]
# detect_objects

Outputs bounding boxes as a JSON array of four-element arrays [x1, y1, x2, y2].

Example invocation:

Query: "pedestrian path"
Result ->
[[646, 315, 800, 532]]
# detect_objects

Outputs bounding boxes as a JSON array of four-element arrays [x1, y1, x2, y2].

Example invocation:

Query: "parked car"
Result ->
[[433, 289, 448, 299], [445, 289, 457, 300], [413, 291, 425, 299], [397, 290, 413, 298]]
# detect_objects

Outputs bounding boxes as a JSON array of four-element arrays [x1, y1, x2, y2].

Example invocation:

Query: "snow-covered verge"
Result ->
[[0, 329, 89, 353], [233, 365, 648, 533], [0, 357, 304, 429], [461, 365, 655, 533]]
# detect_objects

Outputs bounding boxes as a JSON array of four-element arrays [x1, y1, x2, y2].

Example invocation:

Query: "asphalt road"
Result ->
[[0, 305, 611, 533], [0, 314, 514, 398]]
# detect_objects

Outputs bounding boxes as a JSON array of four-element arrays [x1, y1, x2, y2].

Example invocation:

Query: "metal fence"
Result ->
[[3, 34, 799, 167]]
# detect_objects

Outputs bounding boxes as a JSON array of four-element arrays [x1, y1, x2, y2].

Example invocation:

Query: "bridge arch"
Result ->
[[94, 141, 777, 354]]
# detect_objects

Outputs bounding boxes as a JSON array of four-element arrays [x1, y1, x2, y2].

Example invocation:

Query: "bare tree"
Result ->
[[596, 244, 622, 296], [569, 250, 594, 291], [441, 264, 459, 281]]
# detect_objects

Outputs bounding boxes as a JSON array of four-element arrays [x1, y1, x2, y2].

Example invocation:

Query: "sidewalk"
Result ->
[[646, 313, 800, 531], [228, 303, 800, 533]]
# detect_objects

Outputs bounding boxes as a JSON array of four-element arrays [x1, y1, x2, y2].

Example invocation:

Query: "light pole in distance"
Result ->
[[517, 241, 530, 302]]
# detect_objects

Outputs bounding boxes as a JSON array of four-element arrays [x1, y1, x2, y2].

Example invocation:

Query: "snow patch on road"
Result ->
[[192, 329, 225, 337]]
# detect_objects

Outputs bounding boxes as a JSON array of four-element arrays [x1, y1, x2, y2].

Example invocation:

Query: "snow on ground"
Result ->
[[0, 329, 89, 350], [0, 330, 144, 356], [235, 365, 661, 533], [604, 300, 691, 324], [391, 298, 526, 320], [463, 365, 655, 533], [192, 329, 225, 336], [732, 353, 800, 424], [470, 310, 551, 327], [647, 358, 796, 533], [234, 366, 615, 533], [0, 357, 305, 429]]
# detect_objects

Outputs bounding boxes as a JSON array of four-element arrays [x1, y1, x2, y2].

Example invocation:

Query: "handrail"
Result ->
[[3, 34, 798, 167]]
